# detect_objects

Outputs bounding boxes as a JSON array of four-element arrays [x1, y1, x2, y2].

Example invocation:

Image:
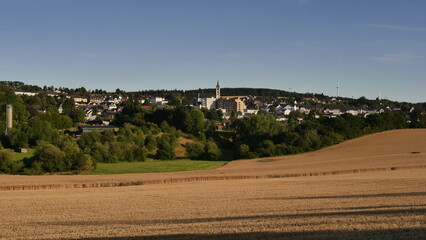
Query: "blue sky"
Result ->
[[1, 0, 425, 102]]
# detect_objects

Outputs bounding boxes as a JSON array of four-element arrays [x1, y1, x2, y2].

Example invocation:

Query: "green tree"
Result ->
[[66, 108, 85, 123], [165, 93, 182, 106], [410, 110, 426, 128], [8, 125, 30, 148], [37, 107, 73, 129], [0, 150, 14, 173], [203, 109, 222, 121], [235, 114, 285, 138], [203, 140, 222, 160], [155, 135, 176, 160], [185, 142, 205, 160], [113, 101, 149, 127], [31, 142, 66, 173], [27, 118, 59, 146], [160, 121, 171, 132], [185, 140, 222, 160], [117, 123, 145, 145], [144, 134, 156, 152], [256, 140, 276, 157], [366, 114, 384, 130], [72, 154, 94, 172], [236, 144, 251, 159], [134, 146, 148, 162], [174, 107, 205, 135]]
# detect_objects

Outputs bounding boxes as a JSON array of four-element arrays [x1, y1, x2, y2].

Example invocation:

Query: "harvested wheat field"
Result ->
[[0, 129, 426, 239]]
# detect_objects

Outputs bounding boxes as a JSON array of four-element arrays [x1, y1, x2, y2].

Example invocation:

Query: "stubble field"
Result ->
[[0, 129, 425, 239]]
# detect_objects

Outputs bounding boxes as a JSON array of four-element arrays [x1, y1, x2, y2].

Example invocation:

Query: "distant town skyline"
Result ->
[[1, 0, 425, 103]]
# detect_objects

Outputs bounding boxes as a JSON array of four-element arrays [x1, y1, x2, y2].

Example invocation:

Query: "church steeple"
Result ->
[[215, 81, 220, 99]]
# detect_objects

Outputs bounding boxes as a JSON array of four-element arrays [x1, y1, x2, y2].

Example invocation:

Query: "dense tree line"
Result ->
[[0, 133, 94, 175], [113, 101, 205, 135], [233, 111, 408, 159], [0, 81, 42, 92], [78, 124, 149, 163]]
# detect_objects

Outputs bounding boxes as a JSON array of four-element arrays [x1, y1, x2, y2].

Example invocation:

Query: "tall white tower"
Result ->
[[215, 81, 221, 99], [5, 105, 12, 136]]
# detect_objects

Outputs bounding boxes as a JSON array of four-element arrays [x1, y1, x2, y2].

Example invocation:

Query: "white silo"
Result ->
[[5, 105, 12, 136]]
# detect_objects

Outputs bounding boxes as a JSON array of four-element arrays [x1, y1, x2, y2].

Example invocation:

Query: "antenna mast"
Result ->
[[336, 82, 340, 98]]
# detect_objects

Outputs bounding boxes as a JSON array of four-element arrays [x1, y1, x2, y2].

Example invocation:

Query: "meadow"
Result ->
[[90, 159, 227, 175], [0, 129, 425, 239], [1, 148, 34, 161]]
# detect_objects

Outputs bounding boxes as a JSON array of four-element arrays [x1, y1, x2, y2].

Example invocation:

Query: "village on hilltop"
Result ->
[[5, 81, 421, 130]]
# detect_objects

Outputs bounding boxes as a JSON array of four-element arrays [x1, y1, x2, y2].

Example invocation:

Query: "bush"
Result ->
[[155, 146, 175, 160], [185, 142, 205, 160], [0, 150, 14, 173], [32, 142, 66, 172], [73, 154, 94, 172], [155, 135, 176, 160], [23, 161, 44, 175], [185, 140, 222, 160], [203, 141, 222, 160], [145, 134, 157, 151], [236, 144, 250, 159], [256, 140, 276, 157], [134, 146, 148, 162]]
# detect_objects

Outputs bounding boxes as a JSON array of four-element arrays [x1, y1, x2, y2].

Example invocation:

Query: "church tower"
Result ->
[[215, 81, 220, 99]]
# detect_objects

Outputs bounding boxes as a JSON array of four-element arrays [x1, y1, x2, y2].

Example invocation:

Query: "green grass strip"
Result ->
[[89, 159, 228, 175]]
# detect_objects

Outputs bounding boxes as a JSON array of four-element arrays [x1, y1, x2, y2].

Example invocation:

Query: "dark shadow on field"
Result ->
[[272, 204, 426, 212], [335, 204, 426, 211], [41, 208, 426, 227], [255, 191, 426, 200], [64, 228, 426, 240]]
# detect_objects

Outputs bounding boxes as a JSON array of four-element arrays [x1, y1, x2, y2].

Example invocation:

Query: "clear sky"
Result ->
[[1, 0, 425, 102]]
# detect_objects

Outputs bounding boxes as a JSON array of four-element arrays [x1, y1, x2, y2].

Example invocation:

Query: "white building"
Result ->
[[244, 109, 258, 117], [149, 97, 168, 106], [195, 81, 221, 110], [14, 91, 38, 96], [200, 97, 216, 110]]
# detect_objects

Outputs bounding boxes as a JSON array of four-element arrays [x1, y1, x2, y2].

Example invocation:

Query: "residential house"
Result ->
[[89, 94, 104, 104], [243, 109, 258, 117], [72, 95, 88, 103], [324, 108, 342, 117], [345, 109, 361, 116], [100, 102, 117, 111], [14, 91, 38, 96], [149, 96, 168, 106]]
